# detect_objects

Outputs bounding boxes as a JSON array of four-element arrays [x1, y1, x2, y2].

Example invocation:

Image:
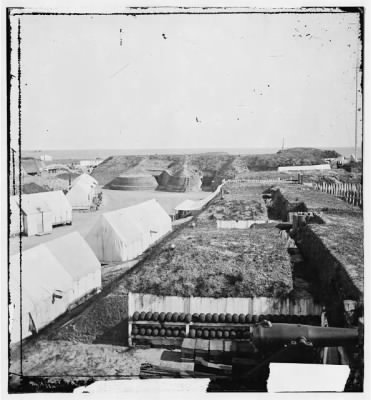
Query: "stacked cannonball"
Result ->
[[131, 311, 321, 338]]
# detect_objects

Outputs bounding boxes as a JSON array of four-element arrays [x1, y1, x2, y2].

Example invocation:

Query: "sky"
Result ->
[[15, 11, 362, 150]]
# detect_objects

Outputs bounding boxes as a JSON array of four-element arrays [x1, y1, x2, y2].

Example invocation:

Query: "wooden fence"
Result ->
[[230, 178, 286, 184], [313, 181, 363, 208], [128, 292, 322, 317], [175, 183, 224, 214], [229, 178, 301, 185]]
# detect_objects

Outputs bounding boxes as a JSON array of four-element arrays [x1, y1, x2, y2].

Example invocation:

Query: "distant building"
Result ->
[[45, 164, 70, 174], [277, 164, 331, 172], [40, 154, 53, 162], [21, 157, 45, 176], [80, 159, 103, 168]]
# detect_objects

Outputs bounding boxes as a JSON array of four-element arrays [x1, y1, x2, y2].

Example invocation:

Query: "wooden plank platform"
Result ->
[[195, 339, 210, 358], [209, 340, 224, 363], [181, 338, 196, 361], [132, 336, 183, 349]]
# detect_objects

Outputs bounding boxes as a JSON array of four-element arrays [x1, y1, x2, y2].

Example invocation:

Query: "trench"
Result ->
[[262, 187, 361, 326]]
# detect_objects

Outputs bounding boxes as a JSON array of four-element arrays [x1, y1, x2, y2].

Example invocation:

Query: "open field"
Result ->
[[9, 188, 210, 255]]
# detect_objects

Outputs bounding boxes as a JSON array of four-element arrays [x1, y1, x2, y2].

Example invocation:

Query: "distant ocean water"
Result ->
[[22, 147, 362, 160]]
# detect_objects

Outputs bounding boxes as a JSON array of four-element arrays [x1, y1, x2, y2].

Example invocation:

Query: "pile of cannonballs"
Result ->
[[131, 311, 320, 338]]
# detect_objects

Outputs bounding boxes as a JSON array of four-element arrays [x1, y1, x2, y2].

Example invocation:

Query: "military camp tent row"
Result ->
[[9, 232, 102, 344], [10, 199, 173, 343], [10, 191, 72, 236], [66, 173, 99, 211], [85, 199, 172, 263]]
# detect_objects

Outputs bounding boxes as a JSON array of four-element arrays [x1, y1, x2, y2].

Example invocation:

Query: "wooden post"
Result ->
[[128, 321, 133, 347]]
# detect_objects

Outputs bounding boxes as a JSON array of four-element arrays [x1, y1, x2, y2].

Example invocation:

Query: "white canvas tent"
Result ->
[[9, 233, 102, 344], [36, 190, 72, 225], [174, 183, 224, 217], [66, 181, 96, 210], [85, 199, 172, 263], [72, 173, 98, 187], [44, 232, 101, 305], [18, 191, 72, 232], [9, 245, 74, 343], [20, 195, 53, 236], [9, 196, 23, 236], [175, 199, 202, 212]]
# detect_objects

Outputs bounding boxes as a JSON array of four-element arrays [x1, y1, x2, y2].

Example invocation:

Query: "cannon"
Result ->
[[251, 322, 358, 348], [200, 322, 359, 390]]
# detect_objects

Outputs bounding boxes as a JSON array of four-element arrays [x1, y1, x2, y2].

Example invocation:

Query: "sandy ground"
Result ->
[[10, 340, 165, 377], [10, 188, 210, 255]]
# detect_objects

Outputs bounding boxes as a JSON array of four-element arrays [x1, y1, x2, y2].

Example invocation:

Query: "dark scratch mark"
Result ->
[[17, 15, 23, 378], [109, 63, 130, 79], [162, 33, 167, 40]]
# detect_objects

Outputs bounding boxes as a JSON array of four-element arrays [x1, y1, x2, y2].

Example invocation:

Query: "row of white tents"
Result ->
[[9, 199, 173, 343], [9, 232, 102, 344], [9, 174, 99, 237]]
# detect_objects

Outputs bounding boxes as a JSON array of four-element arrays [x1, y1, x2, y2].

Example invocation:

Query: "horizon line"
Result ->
[[22, 145, 360, 151]]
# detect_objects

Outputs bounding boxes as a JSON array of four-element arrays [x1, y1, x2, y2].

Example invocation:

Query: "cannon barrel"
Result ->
[[252, 323, 358, 347]]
